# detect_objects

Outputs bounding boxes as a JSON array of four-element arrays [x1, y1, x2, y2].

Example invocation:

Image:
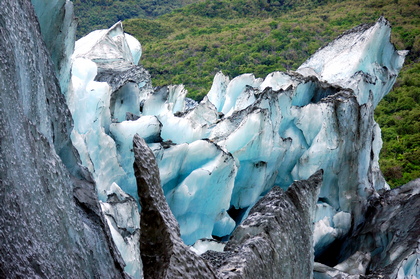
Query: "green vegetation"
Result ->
[[375, 63, 420, 187], [73, 0, 202, 38], [75, 0, 420, 187], [124, 0, 419, 101]]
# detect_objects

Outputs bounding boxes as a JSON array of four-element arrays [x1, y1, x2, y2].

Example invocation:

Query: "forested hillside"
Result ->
[[73, 0, 202, 37], [73, 0, 419, 187]]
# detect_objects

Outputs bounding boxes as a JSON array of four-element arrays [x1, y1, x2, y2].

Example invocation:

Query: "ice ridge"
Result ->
[[65, 16, 415, 279], [1, 2, 418, 278]]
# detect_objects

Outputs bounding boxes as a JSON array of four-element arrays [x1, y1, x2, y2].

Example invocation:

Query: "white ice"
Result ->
[[297, 17, 408, 108], [67, 18, 407, 277], [190, 239, 226, 255], [68, 25, 146, 278]]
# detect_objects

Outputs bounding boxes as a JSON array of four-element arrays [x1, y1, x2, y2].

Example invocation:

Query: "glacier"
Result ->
[[67, 16, 404, 245], [0, 1, 419, 278], [65, 14, 418, 279]]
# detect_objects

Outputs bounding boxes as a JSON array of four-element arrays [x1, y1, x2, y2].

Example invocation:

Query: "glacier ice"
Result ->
[[68, 23, 148, 277], [125, 33, 142, 65], [3, 0, 419, 278], [69, 58, 127, 201], [191, 239, 226, 255], [154, 139, 237, 244], [100, 183, 142, 278], [334, 178, 420, 278], [67, 17, 411, 260], [31, 0, 77, 95], [396, 248, 420, 279], [313, 203, 352, 257], [333, 251, 371, 275], [73, 21, 139, 69], [297, 16, 408, 108]]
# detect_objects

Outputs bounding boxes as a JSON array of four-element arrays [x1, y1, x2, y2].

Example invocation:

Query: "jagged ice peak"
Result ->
[[65, 15, 413, 278], [1, 2, 418, 278]]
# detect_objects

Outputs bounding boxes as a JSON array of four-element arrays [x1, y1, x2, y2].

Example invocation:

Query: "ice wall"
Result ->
[[67, 16, 415, 279], [31, 0, 77, 95], [3, 1, 417, 278], [68, 18, 405, 244], [68, 22, 148, 278]]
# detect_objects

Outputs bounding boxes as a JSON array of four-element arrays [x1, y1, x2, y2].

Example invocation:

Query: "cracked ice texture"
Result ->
[[143, 17, 406, 246], [297, 17, 408, 107], [68, 23, 148, 278], [68, 18, 406, 252]]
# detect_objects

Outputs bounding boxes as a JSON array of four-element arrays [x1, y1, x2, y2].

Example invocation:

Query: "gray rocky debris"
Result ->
[[314, 178, 420, 279], [0, 1, 129, 278], [203, 170, 324, 279], [338, 179, 420, 278], [133, 135, 218, 279]]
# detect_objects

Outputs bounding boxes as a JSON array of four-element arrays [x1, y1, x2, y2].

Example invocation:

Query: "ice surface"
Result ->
[[69, 58, 127, 201], [69, 33, 144, 277], [220, 73, 263, 117], [111, 82, 141, 122], [31, 0, 76, 94], [109, 116, 162, 199], [73, 21, 141, 71], [100, 183, 142, 278], [191, 239, 226, 255], [66, 17, 411, 278], [259, 71, 295, 91], [153, 140, 237, 244], [396, 249, 420, 279], [313, 204, 351, 256], [334, 251, 371, 275], [125, 33, 142, 65], [297, 16, 408, 108], [207, 72, 230, 111]]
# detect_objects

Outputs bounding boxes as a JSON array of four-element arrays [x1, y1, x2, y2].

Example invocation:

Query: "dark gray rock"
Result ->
[[0, 1, 129, 278], [126, 112, 141, 121], [314, 262, 361, 279], [337, 179, 420, 278], [184, 97, 199, 111], [203, 170, 323, 279], [133, 135, 218, 279], [95, 65, 151, 93]]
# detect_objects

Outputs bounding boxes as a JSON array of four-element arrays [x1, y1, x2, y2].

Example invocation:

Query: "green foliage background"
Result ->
[[73, 0, 202, 38], [74, 0, 420, 188]]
